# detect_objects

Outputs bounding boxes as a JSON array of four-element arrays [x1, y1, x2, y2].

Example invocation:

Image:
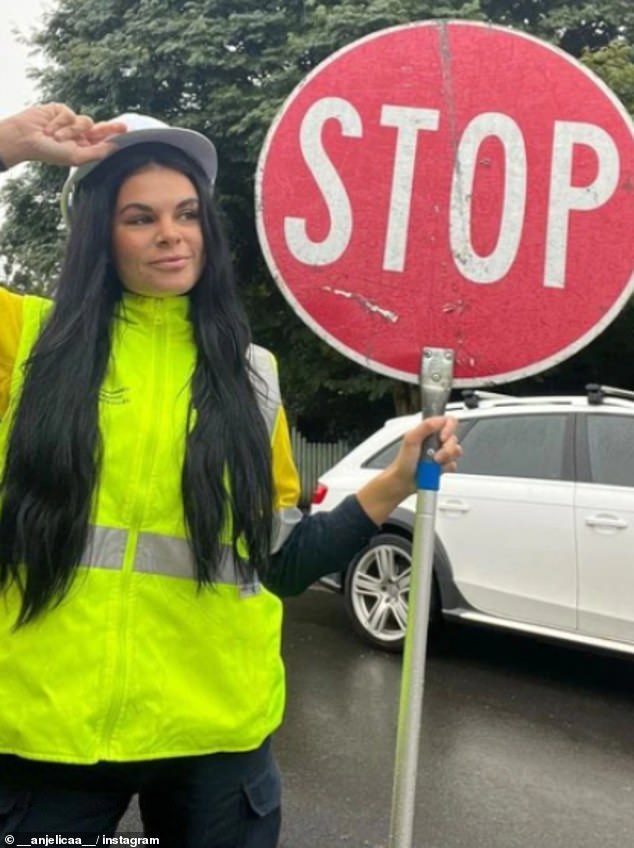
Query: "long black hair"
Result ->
[[0, 143, 273, 626]]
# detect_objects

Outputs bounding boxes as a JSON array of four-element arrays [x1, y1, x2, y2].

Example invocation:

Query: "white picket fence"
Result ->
[[290, 426, 350, 506]]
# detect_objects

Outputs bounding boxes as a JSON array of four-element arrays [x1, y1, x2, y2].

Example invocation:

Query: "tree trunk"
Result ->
[[391, 381, 420, 415]]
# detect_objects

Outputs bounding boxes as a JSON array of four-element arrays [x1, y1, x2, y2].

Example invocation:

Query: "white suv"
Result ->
[[310, 386, 634, 656]]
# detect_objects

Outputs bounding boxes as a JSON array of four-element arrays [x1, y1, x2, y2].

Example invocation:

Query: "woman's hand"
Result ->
[[356, 415, 462, 526], [393, 414, 461, 482], [0, 103, 127, 169]]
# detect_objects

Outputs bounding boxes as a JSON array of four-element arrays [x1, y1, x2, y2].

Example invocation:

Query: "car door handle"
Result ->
[[585, 514, 628, 530], [438, 499, 470, 514]]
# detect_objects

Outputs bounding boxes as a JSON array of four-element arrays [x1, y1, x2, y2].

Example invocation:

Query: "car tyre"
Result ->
[[343, 533, 440, 653]]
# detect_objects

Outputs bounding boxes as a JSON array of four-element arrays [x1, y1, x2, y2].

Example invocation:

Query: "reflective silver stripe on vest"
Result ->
[[248, 344, 281, 436], [134, 533, 249, 585], [270, 506, 303, 554], [81, 526, 127, 570], [81, 517, 295, 580], [133, 532, 196, 578]]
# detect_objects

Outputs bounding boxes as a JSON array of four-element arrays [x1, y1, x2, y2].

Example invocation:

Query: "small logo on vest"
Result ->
[[99, 386, 131, 405]]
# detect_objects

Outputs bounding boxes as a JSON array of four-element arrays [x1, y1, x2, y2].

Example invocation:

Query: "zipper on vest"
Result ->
[[100, 299, 169, 756]]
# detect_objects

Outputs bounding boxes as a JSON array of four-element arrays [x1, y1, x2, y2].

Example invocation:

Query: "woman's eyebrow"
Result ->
[[117, 198, 199, 215], [118, 202, 153, 214]]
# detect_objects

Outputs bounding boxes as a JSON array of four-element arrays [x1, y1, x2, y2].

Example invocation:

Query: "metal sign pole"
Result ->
[[388, 348, 454, 848]]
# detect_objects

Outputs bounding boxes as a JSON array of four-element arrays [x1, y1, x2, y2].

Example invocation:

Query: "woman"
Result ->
[[0, 104, 460, 846]]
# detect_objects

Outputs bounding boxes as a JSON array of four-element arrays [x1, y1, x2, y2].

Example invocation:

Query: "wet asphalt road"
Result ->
[[121, 588, 634, 847]]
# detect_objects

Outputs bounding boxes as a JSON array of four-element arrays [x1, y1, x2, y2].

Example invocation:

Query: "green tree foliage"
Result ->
[[481, 0, 634, 50], [1, 0, 633, 436], [582, 39, 634, 114]]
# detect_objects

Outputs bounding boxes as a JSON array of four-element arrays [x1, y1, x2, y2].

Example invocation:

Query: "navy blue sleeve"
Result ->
[[264, 495, 379, 597]]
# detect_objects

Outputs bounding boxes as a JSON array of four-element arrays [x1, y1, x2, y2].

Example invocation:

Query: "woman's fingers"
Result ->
[[402, 416, 461, 460], [41, 106, 126, 149], [85, 120, 128, 141], [52, 115, 93, 142], [398, 416, 461, 480], [433, 432, 462, 467], [41, 103, 89, 137]]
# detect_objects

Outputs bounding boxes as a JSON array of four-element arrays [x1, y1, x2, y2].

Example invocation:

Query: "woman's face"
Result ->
[[111, 164, 205, 298]]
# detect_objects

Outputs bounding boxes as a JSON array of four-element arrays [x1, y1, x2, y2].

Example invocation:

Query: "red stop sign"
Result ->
[[256, 21, 634, 386]]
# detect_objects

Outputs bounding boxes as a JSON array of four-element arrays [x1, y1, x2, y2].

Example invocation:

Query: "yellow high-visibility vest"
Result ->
[[0, 292, 301, 764]]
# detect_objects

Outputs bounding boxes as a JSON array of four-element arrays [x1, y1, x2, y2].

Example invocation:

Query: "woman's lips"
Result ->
[[151, 257, 190, 270]]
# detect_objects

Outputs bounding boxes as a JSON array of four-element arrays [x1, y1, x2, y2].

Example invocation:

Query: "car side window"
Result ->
[[364, 421, 473, 470], [364, 437, 402, 469], [586, 414, 634, 487], [457, 414, 569, 480]]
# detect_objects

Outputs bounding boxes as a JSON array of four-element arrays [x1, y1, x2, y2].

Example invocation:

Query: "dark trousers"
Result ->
[[0, 738, 281, 848]]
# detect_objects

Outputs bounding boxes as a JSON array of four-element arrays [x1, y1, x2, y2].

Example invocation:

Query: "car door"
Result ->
[[437, 411, 577, 628], [575, 411, 634, 645]]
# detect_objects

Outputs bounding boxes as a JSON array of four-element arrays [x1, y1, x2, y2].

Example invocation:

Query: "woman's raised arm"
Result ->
[[0, 103, 126, 170]]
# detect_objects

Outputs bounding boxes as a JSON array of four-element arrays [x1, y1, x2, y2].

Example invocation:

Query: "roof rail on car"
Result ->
[[460, 389, 515, 409], [586, 383, 634, 405]]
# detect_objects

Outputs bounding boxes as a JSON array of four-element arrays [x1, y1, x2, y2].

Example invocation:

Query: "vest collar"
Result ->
[[118, 291, 190, 323]]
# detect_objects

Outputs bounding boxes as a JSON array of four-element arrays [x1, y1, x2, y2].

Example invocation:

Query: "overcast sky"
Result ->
[[2, 0, 50, 113], [1, 0, 51, 189]]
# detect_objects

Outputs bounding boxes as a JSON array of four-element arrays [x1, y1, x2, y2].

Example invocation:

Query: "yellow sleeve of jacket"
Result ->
[[0, 287, 24, 418], [271, 403, 301, 510]]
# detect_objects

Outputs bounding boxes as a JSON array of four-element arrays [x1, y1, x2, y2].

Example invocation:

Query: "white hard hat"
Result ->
[[60, 113, 218, 224]]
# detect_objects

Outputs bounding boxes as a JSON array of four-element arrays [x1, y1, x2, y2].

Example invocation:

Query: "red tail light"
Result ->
[[311, 482, 328, 505]]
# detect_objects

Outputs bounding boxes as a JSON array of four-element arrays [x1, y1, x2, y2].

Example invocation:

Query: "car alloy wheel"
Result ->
[[344, 533, 439, 652]]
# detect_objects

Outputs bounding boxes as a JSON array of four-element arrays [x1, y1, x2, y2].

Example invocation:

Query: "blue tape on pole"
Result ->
[[417, 460, 441, 491]]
